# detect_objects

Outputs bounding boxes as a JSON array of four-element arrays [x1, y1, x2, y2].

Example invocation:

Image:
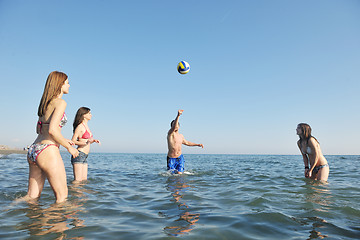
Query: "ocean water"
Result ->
[[0, 153, 359, 239]]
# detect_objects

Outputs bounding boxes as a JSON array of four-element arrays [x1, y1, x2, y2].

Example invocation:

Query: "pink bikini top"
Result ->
[[81, 123, 93, 139], [37, 113, 67, 133]]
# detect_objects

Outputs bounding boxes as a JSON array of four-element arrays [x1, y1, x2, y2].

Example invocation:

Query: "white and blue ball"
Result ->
[[177, 61, 190, 74]]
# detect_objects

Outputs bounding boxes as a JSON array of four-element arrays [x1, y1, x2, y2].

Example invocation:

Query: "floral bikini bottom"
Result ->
[[27, 143, 59, 164]]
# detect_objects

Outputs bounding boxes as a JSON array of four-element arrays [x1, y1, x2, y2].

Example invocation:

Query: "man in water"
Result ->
[[167, 110, 204, 174]]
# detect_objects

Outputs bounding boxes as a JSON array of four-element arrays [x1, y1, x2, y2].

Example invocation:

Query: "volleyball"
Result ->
[[177, 61, 190, 74]]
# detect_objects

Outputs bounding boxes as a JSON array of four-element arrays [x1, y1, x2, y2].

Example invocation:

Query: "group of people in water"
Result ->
[[24, 71, 329, 203], [25, 71, 100, 203]]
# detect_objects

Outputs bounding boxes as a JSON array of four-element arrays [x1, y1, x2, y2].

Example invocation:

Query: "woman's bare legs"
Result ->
[[36, 146, 68, 203], [316, 166, 329, 182], [27, 159, 46, 199], [72, 163, 88, 182]]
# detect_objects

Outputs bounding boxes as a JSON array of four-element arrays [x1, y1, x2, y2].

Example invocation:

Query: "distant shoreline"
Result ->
[[0, 149, 27, 155]]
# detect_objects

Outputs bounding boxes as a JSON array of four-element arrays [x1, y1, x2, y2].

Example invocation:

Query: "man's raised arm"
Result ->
[[168, 109, 183, 134]]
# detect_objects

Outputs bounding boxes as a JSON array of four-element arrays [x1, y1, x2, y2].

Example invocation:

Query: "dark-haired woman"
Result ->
[[296, 123, 329, 181], [71, 107, 100, 182]]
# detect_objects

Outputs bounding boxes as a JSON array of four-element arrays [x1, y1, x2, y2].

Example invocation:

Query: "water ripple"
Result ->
[[1, 154, 359, 239]]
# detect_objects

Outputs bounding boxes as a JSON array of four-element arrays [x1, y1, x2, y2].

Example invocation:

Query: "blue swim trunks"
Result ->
[[167, 155, 185, 173]]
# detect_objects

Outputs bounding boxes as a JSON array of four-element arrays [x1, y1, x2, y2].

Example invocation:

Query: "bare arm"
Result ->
[[298, 140, 309, 177], [89, 138, 101, 144], [307, 138, 320, 178], [183, 138, 204, 148], [297, 140, 309, 166], [71, 125, 89, 147], [71, 125, 100, 146], [168, 110, 183, 134], [48, 99, 78, 157]]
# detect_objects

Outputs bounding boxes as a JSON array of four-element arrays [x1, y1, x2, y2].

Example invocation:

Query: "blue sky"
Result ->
[[1, 0, 359, 154]]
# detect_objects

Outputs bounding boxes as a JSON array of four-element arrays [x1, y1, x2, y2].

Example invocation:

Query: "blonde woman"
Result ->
[[296, 123, 329, 181], [26, 71, 79, 203], [71, 107, 100, 182]]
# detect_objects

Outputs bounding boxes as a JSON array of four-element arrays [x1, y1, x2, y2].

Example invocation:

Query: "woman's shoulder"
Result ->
[[74, 122, 86, 133], [76, 122, 86, 130], [50, 98, 67, 109], [52, 98, 66, 105], [308, 136, 319, 146]]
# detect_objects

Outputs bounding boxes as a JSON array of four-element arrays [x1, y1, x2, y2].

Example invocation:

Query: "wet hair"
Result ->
[[298, 123, 319, 144], [73, 107, 91, 132], [38, 71, 68, 117], [170, 120, 180, 127]]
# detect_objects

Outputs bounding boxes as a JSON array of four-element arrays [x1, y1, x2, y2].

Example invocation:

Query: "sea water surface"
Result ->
[[0, 153, 359, 239]]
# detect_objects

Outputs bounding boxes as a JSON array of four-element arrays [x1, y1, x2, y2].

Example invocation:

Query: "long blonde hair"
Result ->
[[37, 71, 68, 117]]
